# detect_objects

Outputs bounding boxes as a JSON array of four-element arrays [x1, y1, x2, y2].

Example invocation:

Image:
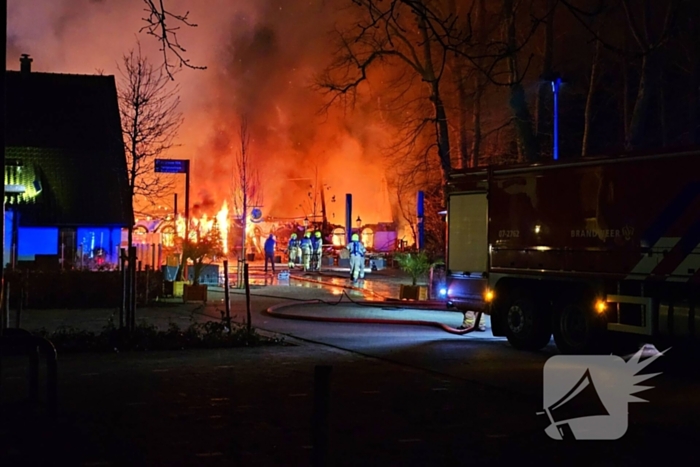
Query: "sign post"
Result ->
[[155, 159, 190, 280]]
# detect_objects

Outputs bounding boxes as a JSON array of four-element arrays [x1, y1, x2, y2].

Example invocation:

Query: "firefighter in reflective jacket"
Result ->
[[461, 310, 487, 332], [287, 233, 300, 269], [346, 233, 366, 282], [311, 231, 323, 271], [300, 232, 313, 272]]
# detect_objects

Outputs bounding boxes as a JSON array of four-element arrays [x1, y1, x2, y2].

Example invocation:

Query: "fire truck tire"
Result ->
[[503, 290, 552, 351], [552, 300, 605, 355]]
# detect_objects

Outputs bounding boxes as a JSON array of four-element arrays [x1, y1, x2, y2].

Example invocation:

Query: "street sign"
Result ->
[[155, 159, 189, 173]]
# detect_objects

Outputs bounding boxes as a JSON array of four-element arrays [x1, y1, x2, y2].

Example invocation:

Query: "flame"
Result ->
[[216, 200, 229, 254], [169, 202, 231, 255]]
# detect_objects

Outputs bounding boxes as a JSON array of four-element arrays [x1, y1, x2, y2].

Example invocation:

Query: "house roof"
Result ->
[[4, 70, 133, 227]]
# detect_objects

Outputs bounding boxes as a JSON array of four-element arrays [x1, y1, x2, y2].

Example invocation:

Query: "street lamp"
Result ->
[[356, 216, 361, 229], [549, 73, 563, 161], [303, 216, 309, 229]]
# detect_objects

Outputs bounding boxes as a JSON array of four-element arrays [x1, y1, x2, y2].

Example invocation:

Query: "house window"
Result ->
[[76, 227, 123, 267]]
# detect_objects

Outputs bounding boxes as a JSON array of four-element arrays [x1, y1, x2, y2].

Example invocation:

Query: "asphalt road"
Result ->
[[207, 282, 700, 450], [2, 277, 699, 465]]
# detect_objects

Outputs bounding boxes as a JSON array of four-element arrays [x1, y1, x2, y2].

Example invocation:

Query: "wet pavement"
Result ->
[[225, 260, 425, 302]]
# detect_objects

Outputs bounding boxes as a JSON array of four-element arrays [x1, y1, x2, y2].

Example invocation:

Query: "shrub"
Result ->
[[393, 251, 444, 286], [32, 319, 283, 353]]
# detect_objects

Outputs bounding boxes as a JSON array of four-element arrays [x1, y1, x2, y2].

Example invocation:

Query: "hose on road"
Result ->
[[264, 291, 484, 336]]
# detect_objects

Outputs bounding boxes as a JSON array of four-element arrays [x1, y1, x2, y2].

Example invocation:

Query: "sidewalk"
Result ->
[[12, 262, 470, 335]]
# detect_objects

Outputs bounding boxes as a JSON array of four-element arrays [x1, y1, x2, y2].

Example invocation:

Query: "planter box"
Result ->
[[183, 284, 208, 303], [399, 284, 428, 301], [173, 281, 186, 298]]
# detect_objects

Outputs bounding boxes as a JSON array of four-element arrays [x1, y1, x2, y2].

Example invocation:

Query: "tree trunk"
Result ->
[[416, 7, 452, 186], [659, 66, 667, 147], [503, 0, 539, 162], [433, 83, 453, 185], [582, 37, 602, 157], [621, 47, 631, 146], [471, 0, 485, 167], [536, 0, 555, 143], [626, 54, 655, 150], [472, 76, 483, 166], [447, 0, 469, 169], [456, 72, 470, 168], [691, 7, 700, 145]]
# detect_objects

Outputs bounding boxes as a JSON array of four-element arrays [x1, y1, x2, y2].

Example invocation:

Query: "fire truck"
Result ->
[[444, 150, 700, 354]]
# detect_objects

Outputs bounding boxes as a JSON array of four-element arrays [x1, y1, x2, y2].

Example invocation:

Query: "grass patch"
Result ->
[[32, 317, 285, 353]]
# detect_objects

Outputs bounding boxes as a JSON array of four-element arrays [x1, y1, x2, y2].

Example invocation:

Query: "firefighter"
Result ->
[[287, 233, 300, 269], [461, 311, 487, 332], [300, 231, 313, 272], [311, 231, 323, 272], [264, 233, 276, 274], [346, 233, 366, 282]]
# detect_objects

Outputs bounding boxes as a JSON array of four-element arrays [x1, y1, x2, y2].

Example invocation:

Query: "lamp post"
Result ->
[[356, 216, 361, 231], [550, 74, 562, 161]]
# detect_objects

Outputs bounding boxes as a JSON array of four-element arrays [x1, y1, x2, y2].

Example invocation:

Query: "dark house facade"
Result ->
[[4, 55, 133, 270]]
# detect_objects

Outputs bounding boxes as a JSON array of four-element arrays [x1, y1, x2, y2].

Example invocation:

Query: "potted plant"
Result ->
[[182, 230, 223, 303], [394, 251, 444, 300]]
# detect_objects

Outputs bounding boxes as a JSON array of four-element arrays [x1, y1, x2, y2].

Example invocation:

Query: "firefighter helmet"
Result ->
[[305, 232, 311, 238], [351, 233, 359, 242], [290, 233, 297, 239], [315, 231, 322, 238]]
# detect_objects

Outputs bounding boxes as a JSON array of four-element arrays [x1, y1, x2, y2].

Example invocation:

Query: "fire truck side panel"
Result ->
[[445, 190, 489, 311], [488, 155, 700, 280], [446, 152, 700, 353]]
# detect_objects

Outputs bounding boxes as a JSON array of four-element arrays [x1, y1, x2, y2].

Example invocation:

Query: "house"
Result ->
[[4, 54, 133, 270]]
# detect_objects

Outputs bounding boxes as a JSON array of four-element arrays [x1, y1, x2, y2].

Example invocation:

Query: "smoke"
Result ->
[[8, 0, 396, 225]]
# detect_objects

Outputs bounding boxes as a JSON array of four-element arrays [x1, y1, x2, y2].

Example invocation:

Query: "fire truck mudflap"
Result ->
[[446, 151, 700, 354]]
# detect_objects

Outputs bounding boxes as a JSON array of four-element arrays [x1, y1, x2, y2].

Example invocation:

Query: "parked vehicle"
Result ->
[[445, 150, 700, 353]]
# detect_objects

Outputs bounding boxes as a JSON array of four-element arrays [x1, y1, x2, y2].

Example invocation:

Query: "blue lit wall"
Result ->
[[4, 211, 12, 268], [18, 226, 59, 261]]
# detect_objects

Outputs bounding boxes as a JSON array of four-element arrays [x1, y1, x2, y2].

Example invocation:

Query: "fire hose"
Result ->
[[263, 290, 485, 335]]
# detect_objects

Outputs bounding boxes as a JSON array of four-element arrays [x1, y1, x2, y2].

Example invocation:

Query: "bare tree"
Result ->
[[118, 44, 183, 317], [535, 0, 557, 152], [231, 118, 262, 261], [118, 43, 183, 254], [140, 0, 206, 79], [470, 0, 489, 166], [500, 0, 540, 162], [318, 0, 461, 187], [620, 0, 676, 150], [560, 0, 678, 150], [582, 29, 602, 157]]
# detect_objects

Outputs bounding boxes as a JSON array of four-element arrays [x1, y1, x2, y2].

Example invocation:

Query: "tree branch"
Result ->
[[140, 0, 207, 80]]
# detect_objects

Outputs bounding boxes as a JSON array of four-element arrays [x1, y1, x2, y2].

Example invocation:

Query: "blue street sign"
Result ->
[[155, 159, 189, 173]]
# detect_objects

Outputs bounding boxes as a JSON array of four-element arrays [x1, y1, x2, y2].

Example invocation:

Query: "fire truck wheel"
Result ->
[[503, 291, 552, 351], [552, 301, 604, 354]]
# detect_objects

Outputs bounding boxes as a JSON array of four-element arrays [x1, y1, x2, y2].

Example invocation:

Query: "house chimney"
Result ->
[[20, 54, 33, 74]]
